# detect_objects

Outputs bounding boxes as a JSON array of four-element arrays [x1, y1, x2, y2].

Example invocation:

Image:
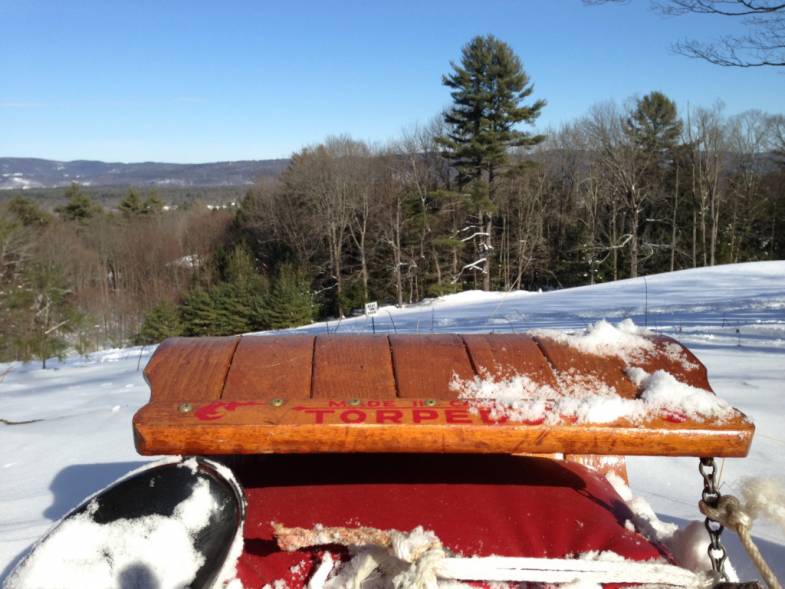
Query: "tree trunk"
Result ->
[[700, 199, 708, 267], [359, 232, 368, 304], [710, 193, 720, 266], [431, 248, 442, 286], [394, 200, 404, 307], [629, 191, 639, 279], [670, 164, 679, 272], [692, 209, 697, 268], [483, 214, 492, 291], [611, 205, 619, 281]]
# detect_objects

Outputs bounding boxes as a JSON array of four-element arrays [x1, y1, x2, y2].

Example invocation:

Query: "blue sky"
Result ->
[[1, 0, 782, 163]]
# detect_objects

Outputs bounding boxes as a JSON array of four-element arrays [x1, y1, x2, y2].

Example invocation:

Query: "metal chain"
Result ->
[[700, 457, 729, 581]]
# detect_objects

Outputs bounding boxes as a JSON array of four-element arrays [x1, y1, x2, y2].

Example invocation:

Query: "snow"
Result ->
[[5, 475, 216, 588], [1, 261, 784, 585], [628, 367, 736, 421], [532, 319, 656, 364], [449, 359, 736, 426]]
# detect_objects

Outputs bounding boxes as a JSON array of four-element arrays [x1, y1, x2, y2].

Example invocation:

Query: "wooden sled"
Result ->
[[133, 333, 755, 588]]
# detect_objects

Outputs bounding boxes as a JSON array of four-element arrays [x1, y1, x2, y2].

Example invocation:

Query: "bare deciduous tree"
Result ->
[[585, 0, 785, 67]]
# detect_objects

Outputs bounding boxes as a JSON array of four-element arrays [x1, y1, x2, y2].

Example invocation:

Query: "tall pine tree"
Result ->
[[438, 35, 545, 290]]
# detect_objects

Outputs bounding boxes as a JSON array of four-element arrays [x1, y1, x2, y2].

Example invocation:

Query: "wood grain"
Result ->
[[312, 335, 396, 398], [390, 335, 476, 398], [638, 335, 712, 391], [534, 336, 638, 398], [222, 335, 314, 400], [144, 336, 240, 402], [462, 333, 557, 387], [137, 334, 755, 459], [133, 398, 754, 457]]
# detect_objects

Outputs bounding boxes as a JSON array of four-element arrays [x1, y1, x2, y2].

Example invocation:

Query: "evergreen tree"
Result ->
[[180, 287, 219, 336], [224, 243, 258, 285], [8, 196, 52, 227], [136, 301, 183, 344], [119, 189, 144, 217], [213, 281, 255, 334], [56, 183, 101, 222], [626, 91, 683, 161], [438, 35, 546, 188], [143, 192, 164, 215], [437, 35, 545, 289], [265, 265, 316, 329], [10, 261, 79, 368], [222, 244, 270, 331], [179, 245, 271, 336]]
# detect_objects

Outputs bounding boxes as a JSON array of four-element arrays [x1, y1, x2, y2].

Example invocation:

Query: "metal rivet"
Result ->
[[270, 398, 285, 407], [348, 398, 361, 406], [178, 403, 192, 413], [424, 399, 437, 407]]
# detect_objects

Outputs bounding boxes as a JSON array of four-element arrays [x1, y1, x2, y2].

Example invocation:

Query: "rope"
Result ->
[[700, 495, 783, 589], [276, 524, 704, 588]]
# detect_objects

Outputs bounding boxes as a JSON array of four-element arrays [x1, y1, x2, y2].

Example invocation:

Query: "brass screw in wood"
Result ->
[[270, 398, 285, 407], [178, 403, 192, 413], [348, 399, 361, 406], [424, 399, 437, 407]]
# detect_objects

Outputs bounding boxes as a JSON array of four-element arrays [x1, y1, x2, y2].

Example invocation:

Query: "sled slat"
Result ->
[[390, 335, 476, 398], [534, 336, 638, 398], [144, 336, 240, 402], [312, 335, 396, 399], [222, 336, 314, 400], [133, 399, 755, 457], [639, 335, 712, 391], [462, 334, 558, 387]]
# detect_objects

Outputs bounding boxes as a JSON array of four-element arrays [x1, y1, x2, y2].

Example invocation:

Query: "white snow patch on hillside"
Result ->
[[1, 261, 784, 585]]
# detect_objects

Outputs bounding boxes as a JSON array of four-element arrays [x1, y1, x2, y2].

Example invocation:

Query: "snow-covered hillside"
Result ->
[[1, 261, 784, 584]]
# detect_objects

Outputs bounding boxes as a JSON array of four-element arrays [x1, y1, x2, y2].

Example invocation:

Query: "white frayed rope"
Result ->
[[277, 524, 704, 589]]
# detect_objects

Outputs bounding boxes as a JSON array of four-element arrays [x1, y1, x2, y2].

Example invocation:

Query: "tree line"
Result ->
[[1, 35, 783, 365]]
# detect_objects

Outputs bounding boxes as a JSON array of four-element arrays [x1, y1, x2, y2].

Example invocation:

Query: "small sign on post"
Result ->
[[365, 301, 379, 334]]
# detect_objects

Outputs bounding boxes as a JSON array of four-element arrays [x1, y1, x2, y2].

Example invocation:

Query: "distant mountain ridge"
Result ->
[[0, 157, 289, 190]]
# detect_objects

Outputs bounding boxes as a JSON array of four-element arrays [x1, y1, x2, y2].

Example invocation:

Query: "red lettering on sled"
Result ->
[[445, 409, 471, 424], [195, 401, 262, 421], [340, 410, 367, 424], [376, 409, 403, 424], [300, 408, 335, 424], [412, 409, 438, 423]]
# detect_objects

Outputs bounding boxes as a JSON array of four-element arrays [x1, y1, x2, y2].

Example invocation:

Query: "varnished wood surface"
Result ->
[[143, 336, 239, 402], [133, 398, 754, 457], [389, 335, 476, 398], [463, 334, 558, 387], [534, 336, 639, 399], [136, 333, 754, 457], [312, 335, 396, 399], [223, 336, 314, 400]]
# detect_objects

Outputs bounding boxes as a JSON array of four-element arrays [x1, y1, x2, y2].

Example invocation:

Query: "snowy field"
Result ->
[[1, 260, 784, 584]]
